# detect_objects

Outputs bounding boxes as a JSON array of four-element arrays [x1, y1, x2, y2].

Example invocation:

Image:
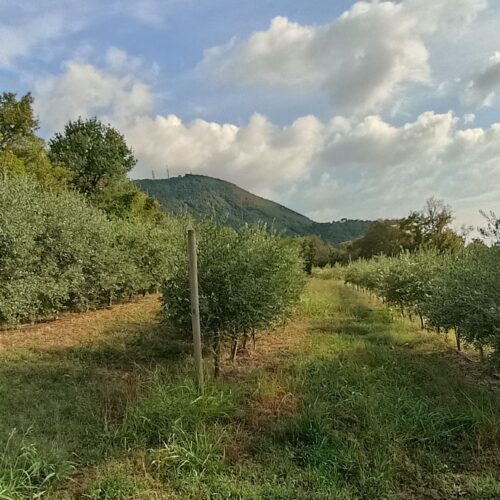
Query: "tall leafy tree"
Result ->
[[353, 220, 403, 258], [0, 92, 71, 188], [49, 118, 136, 196], [419, 197, 461, 250], [0, 92, 38, 151], [300, 236, 331, 273]]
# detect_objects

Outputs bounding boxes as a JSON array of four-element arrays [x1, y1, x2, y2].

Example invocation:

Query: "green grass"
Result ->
[[83, 473, 140, 500], [0, 430, 73, 499], [0, 280, 499, 498]]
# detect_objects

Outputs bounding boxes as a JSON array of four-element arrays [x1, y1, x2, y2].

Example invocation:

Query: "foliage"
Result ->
[[0, 177, 181, 325], [0, 150, 25, 177], [0, 92, 71, 190], [353, 220, 405, 258], [300, 235, 331, 273], [329, 197, 464, 264], [344, 245, 500, 360], [91, 179, 164, 221], [16, 136, 73, 190], [0, 92, 38, 151], [311, 263, 346, 280], [162, 222, 305, 374], [0, 93, 158, 217], [480, 210, 500, 246], [49, 117, 136, 196], [46, 116, 162, 220], [136, 175, 371, 244]]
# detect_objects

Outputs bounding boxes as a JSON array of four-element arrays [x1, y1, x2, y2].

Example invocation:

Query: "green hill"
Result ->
[[135, 174, 370, 244]]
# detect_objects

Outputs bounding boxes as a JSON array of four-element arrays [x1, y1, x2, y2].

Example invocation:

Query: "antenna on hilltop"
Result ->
[[165, 164, 170, 179], [152, 170, 156, 180]]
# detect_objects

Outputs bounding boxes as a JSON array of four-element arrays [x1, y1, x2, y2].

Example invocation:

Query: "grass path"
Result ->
[[1, 280, 499, 499]]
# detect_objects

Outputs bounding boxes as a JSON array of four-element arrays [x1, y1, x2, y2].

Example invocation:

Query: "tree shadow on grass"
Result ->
[[0, 316, 192, 466]]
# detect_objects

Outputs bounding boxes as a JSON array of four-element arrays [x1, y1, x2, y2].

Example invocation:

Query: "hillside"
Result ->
[[135, 175, 370, 243]]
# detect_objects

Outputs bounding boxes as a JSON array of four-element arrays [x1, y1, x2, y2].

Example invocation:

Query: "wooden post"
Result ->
[[188, 229, 204, 389], [478, 344, 485, 363], [455, 328, 461, 352]]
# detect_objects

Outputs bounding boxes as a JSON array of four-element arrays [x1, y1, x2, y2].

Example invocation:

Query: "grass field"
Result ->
[[1, 280, 499, 499]]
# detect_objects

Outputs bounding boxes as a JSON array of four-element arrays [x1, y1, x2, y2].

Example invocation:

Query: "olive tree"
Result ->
[[0, 177, 181, 324], [162, 222, 305, 376], [344, 244, 500, 363]]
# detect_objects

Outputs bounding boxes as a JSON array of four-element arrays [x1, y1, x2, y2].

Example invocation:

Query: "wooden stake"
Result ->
[[455, 328, 461, 352], [188, 229, 204, 389]]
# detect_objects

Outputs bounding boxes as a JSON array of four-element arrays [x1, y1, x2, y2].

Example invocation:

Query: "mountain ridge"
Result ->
[[135, 174, 370, 244]]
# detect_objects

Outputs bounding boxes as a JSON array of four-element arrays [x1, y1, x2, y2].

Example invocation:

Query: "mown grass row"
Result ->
[[1, 280, 499, 498]]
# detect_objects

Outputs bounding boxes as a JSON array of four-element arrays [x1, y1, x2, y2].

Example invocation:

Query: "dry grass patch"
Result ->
[[49, 455, 172, 499], [220, 316, 311, 381], [245, 376, 299, 430], [0, 295, 162, 352]]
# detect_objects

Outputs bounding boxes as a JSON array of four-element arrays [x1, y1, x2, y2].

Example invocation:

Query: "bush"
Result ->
[[311, 264, 346, 280], [162, 222, 305, 375], [0, 177, 181, 324], [343, 246, 500, 361]]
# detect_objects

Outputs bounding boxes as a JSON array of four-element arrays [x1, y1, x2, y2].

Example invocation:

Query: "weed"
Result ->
[[149, 425, 226, 478], [122, 376, 241, 446], [0, 430, 73, 499]]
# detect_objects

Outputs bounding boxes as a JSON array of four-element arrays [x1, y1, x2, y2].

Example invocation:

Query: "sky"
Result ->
[[1, 0, 500, 228]]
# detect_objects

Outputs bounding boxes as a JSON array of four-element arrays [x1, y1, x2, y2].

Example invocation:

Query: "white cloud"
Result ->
[[126, 108, 500, 227], [319, 112, 456, 170], [125, 113, 322, 188], [463, 113, 476, 125], [34, 55, 322, 190], [281, 113, 500, 226], [112, 0, 179, 26], [200, 0, 486, 113], [33, 53, 500, 227], [463, 51, 500, 107], [34, 53, 154, 131]]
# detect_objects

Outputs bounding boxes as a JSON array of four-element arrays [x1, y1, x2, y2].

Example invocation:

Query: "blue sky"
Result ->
[[2, 0, 500, 228]]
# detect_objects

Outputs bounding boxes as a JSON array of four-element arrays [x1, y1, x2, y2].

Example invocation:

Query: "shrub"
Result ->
[[343, 246, 500, 361], [0, 177, 181, 324], [162, 222, 305, 375]]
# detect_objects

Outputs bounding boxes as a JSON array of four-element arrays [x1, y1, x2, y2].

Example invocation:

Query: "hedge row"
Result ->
[[0, 177, 182, 324], [344, 246, 500, 361]]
